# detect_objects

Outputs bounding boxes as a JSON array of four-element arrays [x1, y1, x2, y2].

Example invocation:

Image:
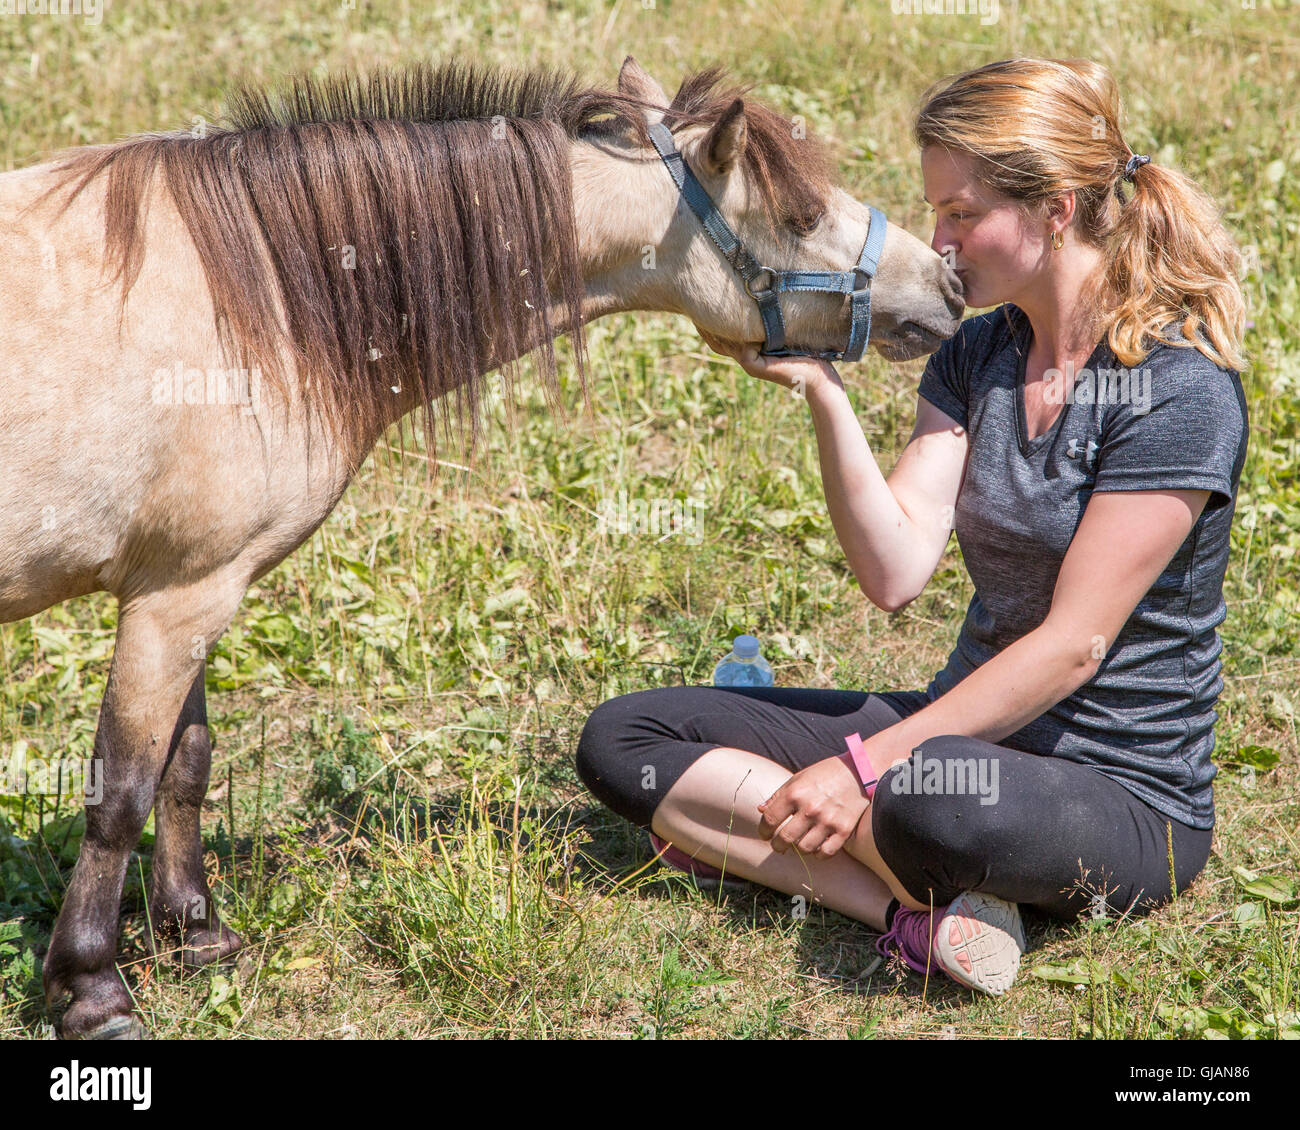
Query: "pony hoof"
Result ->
[[65, 1014, 148, 1041]]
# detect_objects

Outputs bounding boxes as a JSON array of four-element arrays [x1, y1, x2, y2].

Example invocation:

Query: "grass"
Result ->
[[1, 0, 1298, 1039]]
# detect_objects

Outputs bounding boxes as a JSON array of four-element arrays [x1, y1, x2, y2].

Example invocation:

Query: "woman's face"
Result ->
[[920, 146, 1050, 310]]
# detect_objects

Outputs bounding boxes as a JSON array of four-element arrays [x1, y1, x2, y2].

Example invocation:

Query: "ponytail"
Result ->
[[1102, 158, 1246, 370]]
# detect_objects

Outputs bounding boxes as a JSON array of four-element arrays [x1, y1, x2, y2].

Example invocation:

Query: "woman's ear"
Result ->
[[1045, 190, 1077, 235]]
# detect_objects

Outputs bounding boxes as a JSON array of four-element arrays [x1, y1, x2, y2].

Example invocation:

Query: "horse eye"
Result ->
[[793, 211, 823, 237]]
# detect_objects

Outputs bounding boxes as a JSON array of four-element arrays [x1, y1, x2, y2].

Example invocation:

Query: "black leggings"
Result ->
[[575, 684, 1214, 921]]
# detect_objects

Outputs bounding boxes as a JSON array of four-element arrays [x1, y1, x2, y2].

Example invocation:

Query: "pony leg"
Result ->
[[148, 667, 243, 967], [43, 576, 246, 1040]]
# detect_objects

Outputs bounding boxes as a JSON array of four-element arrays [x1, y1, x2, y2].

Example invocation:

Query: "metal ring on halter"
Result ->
[[744, 267, 777, 297]]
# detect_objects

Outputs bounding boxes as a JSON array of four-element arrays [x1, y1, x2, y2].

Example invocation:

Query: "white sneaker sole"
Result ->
[[932, 891, 1027, 996]]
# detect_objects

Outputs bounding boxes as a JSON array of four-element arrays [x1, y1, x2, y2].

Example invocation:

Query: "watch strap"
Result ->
[[844, 731, 878, 799]]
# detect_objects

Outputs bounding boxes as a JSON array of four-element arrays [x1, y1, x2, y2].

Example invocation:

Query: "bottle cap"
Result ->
[[732, 634, 760, 658]]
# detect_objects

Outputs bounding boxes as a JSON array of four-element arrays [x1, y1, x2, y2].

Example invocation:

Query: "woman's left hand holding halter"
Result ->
[[695, 325, 842, 399]]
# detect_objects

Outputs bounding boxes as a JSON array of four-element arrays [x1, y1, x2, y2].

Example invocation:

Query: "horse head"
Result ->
[[570, 57, 964, 363]]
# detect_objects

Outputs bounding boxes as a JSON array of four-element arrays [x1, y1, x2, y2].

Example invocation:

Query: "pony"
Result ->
[[0, 55, 963, 1037]]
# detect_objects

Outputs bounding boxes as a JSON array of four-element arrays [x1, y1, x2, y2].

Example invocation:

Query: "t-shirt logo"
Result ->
[[1066, 437, 1099, 464]]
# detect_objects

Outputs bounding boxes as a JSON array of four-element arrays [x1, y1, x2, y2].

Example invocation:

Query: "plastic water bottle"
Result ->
[[713, 635, 774, 687]]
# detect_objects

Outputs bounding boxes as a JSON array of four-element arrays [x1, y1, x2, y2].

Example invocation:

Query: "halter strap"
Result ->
[[647, 119, 886, 362]]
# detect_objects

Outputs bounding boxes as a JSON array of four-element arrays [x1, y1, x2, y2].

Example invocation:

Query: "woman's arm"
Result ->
[[855, 486, 1212, 760], [696, 330, 968, 610], [808, 377, 968, 610], [757, 486, 1212, 858]]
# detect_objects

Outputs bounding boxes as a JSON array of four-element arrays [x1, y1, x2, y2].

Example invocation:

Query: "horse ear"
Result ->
[[699, 99, 748, 178], [618, 56, 668, 125]]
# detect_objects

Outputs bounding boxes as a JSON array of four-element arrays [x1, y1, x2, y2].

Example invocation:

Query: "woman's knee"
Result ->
[[873, 737, 1005, 849], [575, 686, 713, 784], [574, 697, 635, 791], [576, 691, 690, 827]]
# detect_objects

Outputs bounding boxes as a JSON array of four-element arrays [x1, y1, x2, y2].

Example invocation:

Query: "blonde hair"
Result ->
[[914, 57, 1246, 371]]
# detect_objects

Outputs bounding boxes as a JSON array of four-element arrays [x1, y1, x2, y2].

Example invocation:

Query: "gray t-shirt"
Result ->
[[917, 304, 1249, 829]]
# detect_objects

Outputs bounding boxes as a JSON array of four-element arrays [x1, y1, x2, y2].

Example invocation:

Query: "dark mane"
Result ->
[[49, 59, 835, 473], [224, 61, 835, 232], [662, 67, 835, 234]]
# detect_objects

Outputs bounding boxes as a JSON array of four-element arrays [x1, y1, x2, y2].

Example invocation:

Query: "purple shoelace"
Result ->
[[876, 904, 949, 974]]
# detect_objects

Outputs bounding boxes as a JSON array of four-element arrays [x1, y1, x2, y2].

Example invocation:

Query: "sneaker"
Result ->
[[876, 890, 1026, 996], [934, 891, 1026, 995], [648, 832, 751, 893]]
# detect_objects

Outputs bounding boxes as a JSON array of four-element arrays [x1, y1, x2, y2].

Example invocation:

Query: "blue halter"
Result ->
[[647, 120, 888, 363]]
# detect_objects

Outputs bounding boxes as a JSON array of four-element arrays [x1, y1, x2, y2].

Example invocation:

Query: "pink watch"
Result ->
[[843, 732, 878, 799]]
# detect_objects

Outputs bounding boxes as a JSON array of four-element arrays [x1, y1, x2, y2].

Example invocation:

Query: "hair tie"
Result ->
[[1122, 153, 1151, 182]]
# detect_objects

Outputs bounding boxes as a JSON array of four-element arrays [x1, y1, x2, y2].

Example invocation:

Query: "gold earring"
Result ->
[[1051, 230, 1064, 251]]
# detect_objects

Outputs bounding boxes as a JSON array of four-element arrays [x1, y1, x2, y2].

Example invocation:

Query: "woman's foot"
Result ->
[[876, 891, 1026, 996]]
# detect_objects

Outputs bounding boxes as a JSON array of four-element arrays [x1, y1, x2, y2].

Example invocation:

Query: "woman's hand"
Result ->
[[695, 325, 842, 399], [757, 754, 869, 858]]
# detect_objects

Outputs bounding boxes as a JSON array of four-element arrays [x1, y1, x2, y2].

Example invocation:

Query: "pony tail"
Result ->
[[1102, 159, 1247, 372]]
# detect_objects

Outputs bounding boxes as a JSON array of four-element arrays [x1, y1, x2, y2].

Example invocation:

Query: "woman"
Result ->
[[575, 58, 1249, 996]]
